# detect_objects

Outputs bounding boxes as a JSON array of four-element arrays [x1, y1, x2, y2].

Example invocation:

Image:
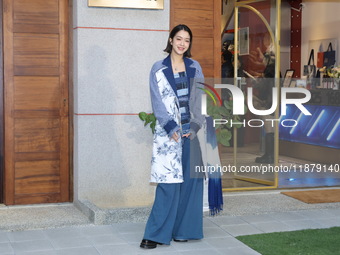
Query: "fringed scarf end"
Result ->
[[209, 205, 224, 216], [208, 177, 223, 217]]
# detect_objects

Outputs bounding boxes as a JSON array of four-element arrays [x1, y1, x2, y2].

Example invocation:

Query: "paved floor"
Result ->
[[0, 203, 91, 232], [1, 189, 340, 255], [1, 207, 340, 255]]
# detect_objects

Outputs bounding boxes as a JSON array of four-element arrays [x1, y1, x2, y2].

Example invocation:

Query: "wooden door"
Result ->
[[0, 0, 3, 204], [3, 0, 70, 205], [170, 0, 221, 78]]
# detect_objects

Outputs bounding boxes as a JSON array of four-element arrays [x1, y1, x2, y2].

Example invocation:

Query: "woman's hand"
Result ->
[[171, 132, 180, 142], [171, 132, 191, 142]]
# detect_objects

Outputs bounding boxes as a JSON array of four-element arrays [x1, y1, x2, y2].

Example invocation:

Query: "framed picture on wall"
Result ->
[[239, 27, 249, 56], [283, 69, 295, 87]]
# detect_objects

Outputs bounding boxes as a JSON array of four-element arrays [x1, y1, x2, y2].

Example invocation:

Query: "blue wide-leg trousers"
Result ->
[[143, 137, 204, 245]]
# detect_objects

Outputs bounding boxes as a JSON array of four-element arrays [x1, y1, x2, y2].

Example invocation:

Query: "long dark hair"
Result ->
[[164, 24, 193, 58]]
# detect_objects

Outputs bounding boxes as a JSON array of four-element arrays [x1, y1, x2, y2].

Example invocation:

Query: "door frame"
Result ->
[[68, 0, 74, 202], [225, 0, 281, 191], [0, 0, 3, 204]]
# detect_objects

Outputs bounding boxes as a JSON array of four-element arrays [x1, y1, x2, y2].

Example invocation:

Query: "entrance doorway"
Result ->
[[2, 0, 71, 205], [220, 0, 280, 190]]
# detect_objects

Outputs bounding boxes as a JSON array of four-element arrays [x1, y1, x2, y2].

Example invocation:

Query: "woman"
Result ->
[[140, 24, 205, 249]]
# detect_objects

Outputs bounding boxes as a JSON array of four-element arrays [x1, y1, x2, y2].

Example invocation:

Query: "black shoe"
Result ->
[[255, 154, 274, 164], [255, 133, 274, 164], [140, 239, 160, 249], [173, 239, 188, 242]]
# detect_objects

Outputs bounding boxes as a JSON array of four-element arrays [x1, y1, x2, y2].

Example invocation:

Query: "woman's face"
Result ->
[[170, 30, 191, 56]]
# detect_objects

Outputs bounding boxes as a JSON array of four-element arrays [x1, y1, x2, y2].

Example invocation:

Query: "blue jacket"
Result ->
[[149, 55, 205, 183]]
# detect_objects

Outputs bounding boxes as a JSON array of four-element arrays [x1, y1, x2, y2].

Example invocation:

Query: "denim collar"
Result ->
[[162, 55, 196, 97]]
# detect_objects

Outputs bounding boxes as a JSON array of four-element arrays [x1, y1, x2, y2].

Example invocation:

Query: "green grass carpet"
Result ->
[[236, 227, 340, 255]]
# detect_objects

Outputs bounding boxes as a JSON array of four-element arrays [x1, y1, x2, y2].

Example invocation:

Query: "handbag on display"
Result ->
[[317, 45, 325, 68], [303, 49, 316, 78], [323, 43, 336, 68]]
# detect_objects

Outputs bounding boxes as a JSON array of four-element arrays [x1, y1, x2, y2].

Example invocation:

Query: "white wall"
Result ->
[[73, 0, 170, 208], [301, 1, 340, 70]]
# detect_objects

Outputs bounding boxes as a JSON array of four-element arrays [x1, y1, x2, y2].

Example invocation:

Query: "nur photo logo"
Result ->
[[200, 83, 312, 129]]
